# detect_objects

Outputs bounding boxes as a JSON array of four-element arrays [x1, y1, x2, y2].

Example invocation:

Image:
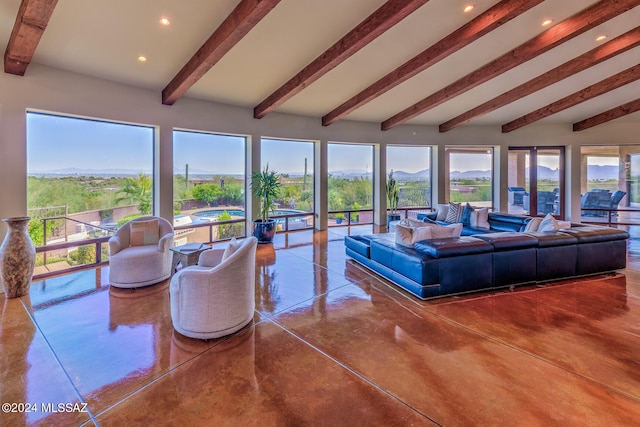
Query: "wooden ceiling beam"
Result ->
[[502, 64, 640, 133], [253, 0, 430, 120], [573, 98, 640, 131], [162, 0, 281, 106], [440, 26, 640, 132], [4, 0, 58, 76], [381, 0, 640, 131], [322, 0, 543, 127]]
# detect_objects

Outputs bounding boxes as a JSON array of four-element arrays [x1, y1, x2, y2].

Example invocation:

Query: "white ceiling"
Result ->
[[2, 0, 640, 129]]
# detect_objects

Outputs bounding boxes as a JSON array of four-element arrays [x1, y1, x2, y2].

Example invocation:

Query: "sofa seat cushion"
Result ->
[[560, 226, 629, 243], [369, 238, 439, 286], [414, 236, 493, 259], [474, 232, 538, 250], [109, 246, 168, 285]]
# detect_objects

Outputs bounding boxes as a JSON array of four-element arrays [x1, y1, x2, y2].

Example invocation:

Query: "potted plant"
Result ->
[[386, 170, 401, 228], [250, 164, 282, 243], [335, 213, 345, 224]]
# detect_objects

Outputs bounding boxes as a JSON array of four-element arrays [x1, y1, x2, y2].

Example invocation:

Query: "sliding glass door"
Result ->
[[508, 147, 564, 218]]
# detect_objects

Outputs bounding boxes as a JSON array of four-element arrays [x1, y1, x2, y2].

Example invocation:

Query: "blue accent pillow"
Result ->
[[461, 203, 474, 226]]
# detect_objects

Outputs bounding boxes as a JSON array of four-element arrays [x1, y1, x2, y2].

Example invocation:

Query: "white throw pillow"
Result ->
[[424, 222, 462, 238], [537, 213, 559, 232], [395, 224, 433, 247], [524, 217, 542, 232], [222, 238, 240, 261], [470, 207, 490, 230], [445, 202, 463, 223], [557, 220, 572, 230], [435, 204, 450, 221], [399, 218, 429, 228]]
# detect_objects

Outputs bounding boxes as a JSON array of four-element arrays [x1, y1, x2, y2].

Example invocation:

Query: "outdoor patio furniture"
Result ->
[[523, 191, 557, 215], [609, 190, 627, 210], [580, 190, 618, 216], [508, 187, 527, 206], [108, 216, 174, 288]]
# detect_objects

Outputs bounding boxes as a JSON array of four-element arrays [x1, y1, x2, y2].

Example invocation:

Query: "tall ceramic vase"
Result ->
[[0, 217, 36, 299]]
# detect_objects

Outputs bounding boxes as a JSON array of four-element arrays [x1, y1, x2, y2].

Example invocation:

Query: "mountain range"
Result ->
[[28, 165, 622, 180]]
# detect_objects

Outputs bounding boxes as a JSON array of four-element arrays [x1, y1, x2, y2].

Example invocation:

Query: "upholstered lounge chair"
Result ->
[[108, 216, 174, 288], [170, 236, 258, 340]]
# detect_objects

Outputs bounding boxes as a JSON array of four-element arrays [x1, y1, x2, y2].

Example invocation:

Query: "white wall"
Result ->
[[1, 63, 640, 240]]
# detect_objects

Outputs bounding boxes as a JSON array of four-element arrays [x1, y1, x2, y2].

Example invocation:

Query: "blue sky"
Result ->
[[27, 112, 153, 172], [27, 111, 626, 176]]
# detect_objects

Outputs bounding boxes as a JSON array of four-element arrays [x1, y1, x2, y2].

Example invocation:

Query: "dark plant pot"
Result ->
[[335, 218, 343, 224], [386, 213, 401, 228], [253, 219, 277, 244]]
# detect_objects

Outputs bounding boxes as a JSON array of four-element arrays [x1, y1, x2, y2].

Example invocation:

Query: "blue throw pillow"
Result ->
[[461, 203, 474, 226]]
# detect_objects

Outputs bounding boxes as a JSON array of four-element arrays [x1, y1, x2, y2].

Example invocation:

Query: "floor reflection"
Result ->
[[4, 227, 640, 425]]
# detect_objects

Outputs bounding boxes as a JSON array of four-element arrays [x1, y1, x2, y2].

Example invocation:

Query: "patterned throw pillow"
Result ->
[[445, 202, 463, 223], [129, 219, 159, 246]]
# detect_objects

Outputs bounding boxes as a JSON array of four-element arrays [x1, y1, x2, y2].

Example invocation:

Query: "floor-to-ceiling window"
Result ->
[[26, 111, 154, 270], [261, 138, 315, 230], [173, 130, 246, 244], [328, 143, 374, 224], [446, 147, 493, 208], [386, 145, 432, 217]]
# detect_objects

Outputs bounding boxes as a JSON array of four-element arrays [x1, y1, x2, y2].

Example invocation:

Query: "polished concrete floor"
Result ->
[[2, 226, 640, 426]]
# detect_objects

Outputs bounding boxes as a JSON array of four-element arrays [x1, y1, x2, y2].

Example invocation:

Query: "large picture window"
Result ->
[[446, 147, 493, 208], [261, 138, 314, 230], [386, 145, 432, 211], [26, 111, 154, 269], [328, 143, 374, 224], [173, 130, 247, 244]]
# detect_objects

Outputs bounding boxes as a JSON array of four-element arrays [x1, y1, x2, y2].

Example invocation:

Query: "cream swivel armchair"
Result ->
[[108, 216, 174, 288], [170, 237, 257, 340]]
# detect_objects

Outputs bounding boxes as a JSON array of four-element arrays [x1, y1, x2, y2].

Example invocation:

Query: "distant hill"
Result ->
[[450, 169, 491, 179], [26, 164, 622, 180], [28, 167, 151, 177], [586, 164, 619, 180]]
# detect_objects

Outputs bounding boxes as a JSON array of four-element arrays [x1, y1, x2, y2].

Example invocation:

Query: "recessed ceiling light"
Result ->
[[160, 17, 170, 26], [463, 4, 474, 13], [596, 35, 607, 42], [542, 19, 553, 27], [137, 56, 147, 62]]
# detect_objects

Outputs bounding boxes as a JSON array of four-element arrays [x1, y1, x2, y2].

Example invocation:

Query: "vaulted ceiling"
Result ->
[[2, 0, 640, 132]]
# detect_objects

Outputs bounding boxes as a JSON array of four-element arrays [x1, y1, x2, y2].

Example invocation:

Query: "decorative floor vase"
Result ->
[[0, 217, 36, 299]]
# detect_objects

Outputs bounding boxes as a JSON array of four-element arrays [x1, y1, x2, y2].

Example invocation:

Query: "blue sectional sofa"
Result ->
[[345, 213, 629, 300]]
